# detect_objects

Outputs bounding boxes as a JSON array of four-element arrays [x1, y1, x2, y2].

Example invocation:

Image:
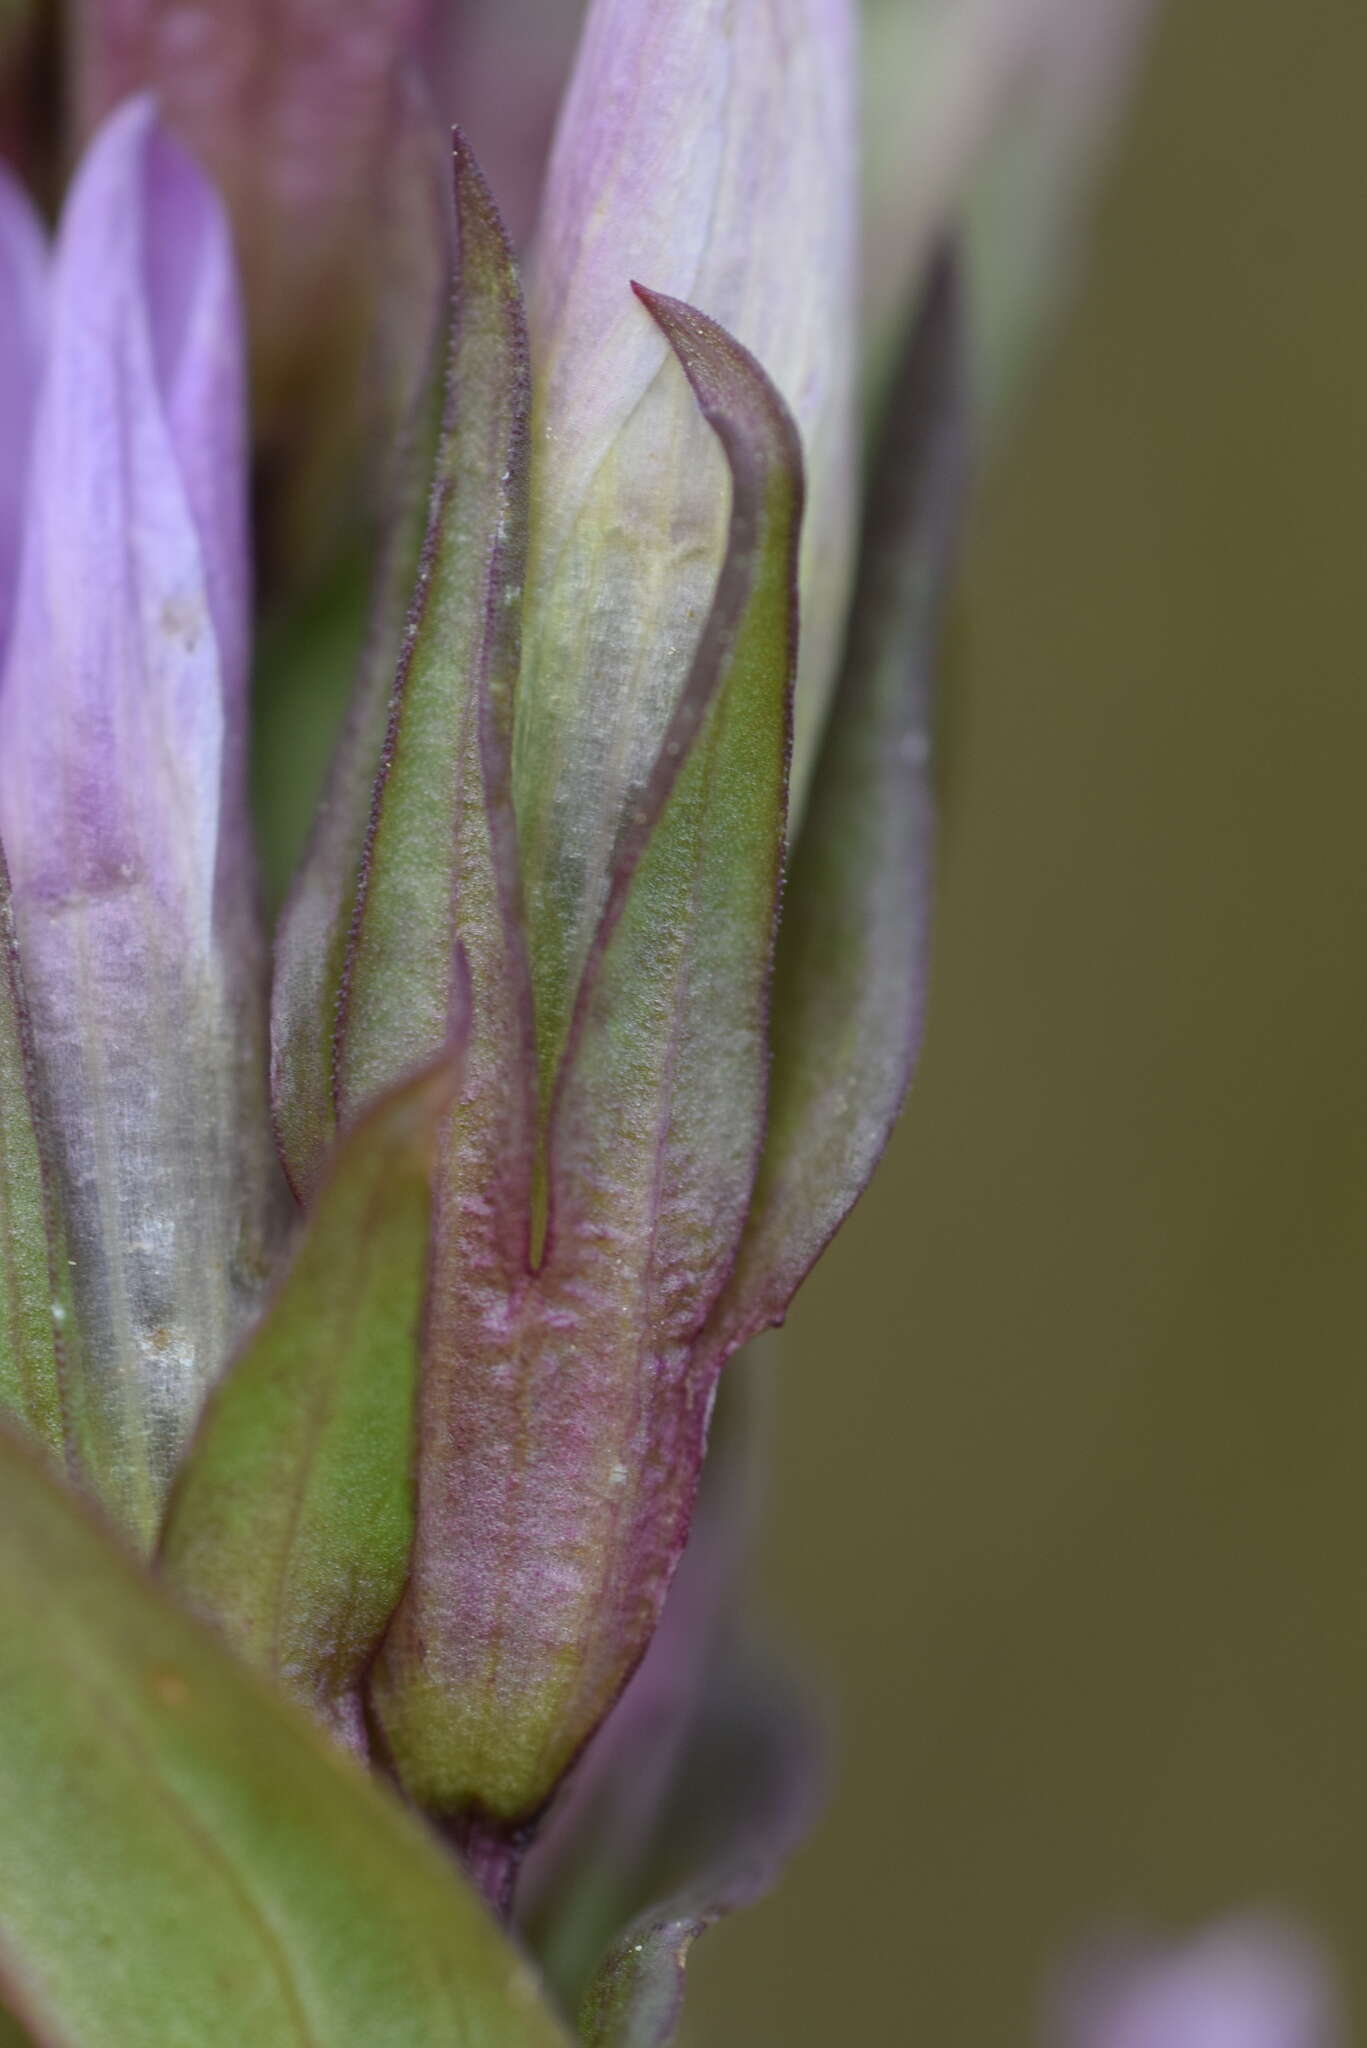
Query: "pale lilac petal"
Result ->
[[864, 0, 1157, 404], [966, 0, 1156, 415], [0, 169, 46, 658], [142, 116, 250, 706], [1053, 1919, 1347, 2048], [0, 99, 280, 1545], [1, 97, 244, 921], [514, 0, 858, 1072]]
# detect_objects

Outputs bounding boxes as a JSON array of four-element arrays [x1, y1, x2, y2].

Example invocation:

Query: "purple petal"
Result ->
[[1052, 1918, 1347, 2048], [1, 96, 246, 918], [0, 169, 46, 661], [0, 100, 281, 1545]]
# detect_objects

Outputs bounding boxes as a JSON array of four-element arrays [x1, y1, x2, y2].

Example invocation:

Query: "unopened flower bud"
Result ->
[[514, 0, 858, 1076], [0, 99, 280, 1544]]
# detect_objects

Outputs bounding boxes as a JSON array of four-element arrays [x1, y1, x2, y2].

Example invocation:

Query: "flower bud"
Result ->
[[0, 99, 281, 1544], [514, 0, 858, 1076]]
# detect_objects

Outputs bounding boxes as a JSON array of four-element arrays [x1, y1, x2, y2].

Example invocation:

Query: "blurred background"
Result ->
[[684, 0, 1367, 2038]]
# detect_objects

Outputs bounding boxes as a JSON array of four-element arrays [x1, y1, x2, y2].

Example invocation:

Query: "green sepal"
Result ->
[[0, 850, 79, 1483], [706, 249, 968, 1358], [548, 286, 802, 1336], [575, 1647, 820, 2048], [159, 1055, 459, 1743], [0, 1426, 569, 2046], [370, 291, 802, 1842], [334, 128, 531, 1130], [269, 106, 452, 1202]]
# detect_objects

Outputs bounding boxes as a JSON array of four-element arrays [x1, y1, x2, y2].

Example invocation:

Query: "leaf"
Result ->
[[0, 1426, 570, 2047], [0, 850, 73, 1476], [269, 106, 451, 1202], [704, 247, 968, 1361], [371, 293, 803, 1846], [159, 1055, 459, 1744]]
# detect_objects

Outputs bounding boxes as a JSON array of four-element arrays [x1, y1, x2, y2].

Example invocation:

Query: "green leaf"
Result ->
[[0, 851, 78, 1480], [0, 1426, 569, 2047], [704, 249, 968, 1360], [371, 292, 803, 1842], [159, 1057, 458, 1743]]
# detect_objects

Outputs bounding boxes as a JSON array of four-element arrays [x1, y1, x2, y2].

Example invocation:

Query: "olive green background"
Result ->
[[688, 1, 1367, 2039]]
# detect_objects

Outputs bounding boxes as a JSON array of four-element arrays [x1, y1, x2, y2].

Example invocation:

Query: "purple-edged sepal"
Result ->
[[518, 1370, 823, 2047], [368, 290, 803, 1856], [704, 248, 968, 1362], [575, 1645, 819, 2048]]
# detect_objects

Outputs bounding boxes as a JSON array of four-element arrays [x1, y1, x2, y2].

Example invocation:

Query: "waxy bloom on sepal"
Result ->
[[0, 99, 280, 1545], [1052, 1918, 1346, 2048]]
